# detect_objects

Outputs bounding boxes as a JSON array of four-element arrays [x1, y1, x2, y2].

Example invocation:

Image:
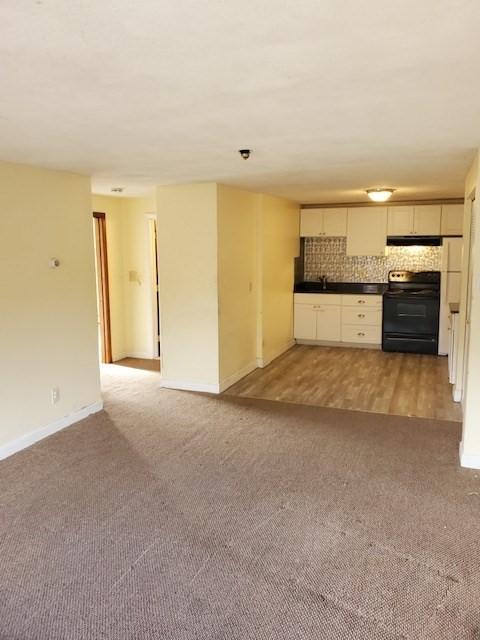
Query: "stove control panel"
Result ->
[[388, 270, 412, 282], [388, 270, 441, 284]]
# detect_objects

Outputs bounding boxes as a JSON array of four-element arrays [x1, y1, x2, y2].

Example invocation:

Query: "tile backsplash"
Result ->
[[304, 237, 442, 283]]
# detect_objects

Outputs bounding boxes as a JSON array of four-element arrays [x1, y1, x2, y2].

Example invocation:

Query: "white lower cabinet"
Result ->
[[293, 297, 341, 341], [316, 306, 342, 341], [293, 304, 317, 340], [341, 324, 381, 344], [341, 307, 381, 325], [294, 293, 382, 347]]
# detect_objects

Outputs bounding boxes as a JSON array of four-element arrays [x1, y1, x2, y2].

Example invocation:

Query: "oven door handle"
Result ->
[[385, 336, 436, 342]]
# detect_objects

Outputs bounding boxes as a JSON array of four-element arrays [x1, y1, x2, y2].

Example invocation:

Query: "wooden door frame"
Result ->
[[93, 212, 112, 363], [146, 213, 160, 358]]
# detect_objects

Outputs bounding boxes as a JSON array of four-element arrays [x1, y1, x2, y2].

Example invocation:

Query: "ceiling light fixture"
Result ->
[[366, 188, 395, 202], [238, 149, 251, 160]]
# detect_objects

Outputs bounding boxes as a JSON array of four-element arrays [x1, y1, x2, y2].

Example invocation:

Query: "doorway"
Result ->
[[93, 211, 112, 363]]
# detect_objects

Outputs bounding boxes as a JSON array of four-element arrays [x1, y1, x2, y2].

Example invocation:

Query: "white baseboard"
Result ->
[[459, 441, 480, 469], [219, 361, 257, 392], [113, 351, 155, 362], [126, 351, 155, 359], [257, 340, 295, 368], [161, 361, 258, 395], [160, 379, 221, 394], [0, 401, 103, 461]]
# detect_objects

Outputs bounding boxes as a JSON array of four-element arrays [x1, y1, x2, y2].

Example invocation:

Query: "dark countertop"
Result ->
[[294, 281, 388, 295], [449, 302, 460, 314]]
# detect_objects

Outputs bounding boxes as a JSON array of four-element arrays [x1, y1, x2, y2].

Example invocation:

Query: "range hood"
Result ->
[[387, 236, 442, 247]]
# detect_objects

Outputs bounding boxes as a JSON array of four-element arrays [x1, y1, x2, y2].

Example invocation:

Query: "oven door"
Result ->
[[383, 295, 440, 336]]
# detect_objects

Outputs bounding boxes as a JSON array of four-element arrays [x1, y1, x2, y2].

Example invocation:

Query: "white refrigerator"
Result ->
[[439, 238, 463, 355]]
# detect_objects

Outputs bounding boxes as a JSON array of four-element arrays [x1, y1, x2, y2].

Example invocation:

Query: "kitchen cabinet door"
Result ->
[[315, 306, 341, 341], [300, 209, 323, 237], [322, 208, 347, 236], [346, 207, 387, 256], [294, 305, 317, 339], [413, 205, 441, 235], [387, 206, 414, 236], [441, 204, 464, 236]]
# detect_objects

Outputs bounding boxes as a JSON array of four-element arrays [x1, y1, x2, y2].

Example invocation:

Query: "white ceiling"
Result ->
[[1, 1, 480, 203]]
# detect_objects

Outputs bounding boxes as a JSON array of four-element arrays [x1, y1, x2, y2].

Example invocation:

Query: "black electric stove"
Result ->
[[382, 270, 441, 354]]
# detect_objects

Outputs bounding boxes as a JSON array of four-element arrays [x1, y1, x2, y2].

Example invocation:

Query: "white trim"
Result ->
[[161, 361, 257, 395], [112, 351, 128, 362], [160, 378, 220, 394], [125, 351, 155, 360], [219, 361, 257, 392], [453, 387, 462, 403], [257, 340, 295, 368], [0, 401, 103, 461], [459, 441, 480, 469], [113, 352, 155, 361]]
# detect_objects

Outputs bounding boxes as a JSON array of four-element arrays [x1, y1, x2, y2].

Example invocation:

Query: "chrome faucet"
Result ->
[[320, 274, 328, 290]]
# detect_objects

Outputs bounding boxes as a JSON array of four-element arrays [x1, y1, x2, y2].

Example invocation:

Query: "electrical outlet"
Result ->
[[51, 387, 59, 404]]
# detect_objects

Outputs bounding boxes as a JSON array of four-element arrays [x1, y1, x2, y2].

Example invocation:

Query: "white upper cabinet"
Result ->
[[413, 205, 441, 235], [322, 209, 347, 236], [441, 204, 464, 236], [387, 205, 441, 236], [387, 206, 414, 236], [346, 207, 387, 256], [300, 208, 347, 237], [300, 209, 323, 236]]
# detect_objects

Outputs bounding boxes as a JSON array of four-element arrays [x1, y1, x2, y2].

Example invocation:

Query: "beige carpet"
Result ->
[[1, 364, 479, 639]]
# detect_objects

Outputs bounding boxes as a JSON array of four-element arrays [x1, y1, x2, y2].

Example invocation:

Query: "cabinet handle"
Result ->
[[357, 300, 365, 304], [357, 332, 365, 337], [357, 313, 365, 318]]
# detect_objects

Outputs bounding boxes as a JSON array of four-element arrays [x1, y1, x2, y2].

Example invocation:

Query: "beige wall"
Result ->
[[217, 185, 259, 384], [257, 194, 299, 366], [156, 182, 299, 392], [156, 183, 220, 389], [92, 193, 157, 361], [458, 151, 480, 465], [0, 162, 101, 453]]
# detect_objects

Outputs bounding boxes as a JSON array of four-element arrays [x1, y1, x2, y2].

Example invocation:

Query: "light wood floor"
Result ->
[[226, 345, 462, 422], [114, 357, 160, 372]]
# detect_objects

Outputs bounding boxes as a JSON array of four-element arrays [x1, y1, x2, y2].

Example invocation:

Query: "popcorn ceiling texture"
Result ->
[[304, 237, 442, 283]]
